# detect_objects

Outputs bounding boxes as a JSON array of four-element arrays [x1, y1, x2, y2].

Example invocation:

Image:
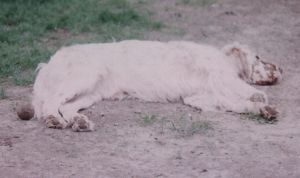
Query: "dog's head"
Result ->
[[223, 42, 282, 85]]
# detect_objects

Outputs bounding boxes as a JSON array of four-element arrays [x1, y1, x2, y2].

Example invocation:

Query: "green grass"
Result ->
[[170, 114, 213, 136], [141, 114, 157, 125], [0, 87, 6, 99], [181, 0, 217, 6], [138, 112, 213, 136], [0, 0, 161, 85]]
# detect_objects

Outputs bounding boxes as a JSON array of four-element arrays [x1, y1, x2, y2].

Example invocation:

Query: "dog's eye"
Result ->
[[255, 55, 260, 59]]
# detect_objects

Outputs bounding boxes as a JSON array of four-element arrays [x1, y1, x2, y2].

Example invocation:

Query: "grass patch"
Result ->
[[0, 87, 6, 99], [171, 114, 213, 136], [180, 0, 217, 6], [139, 113, 213, 136], [0, 0, 161, 85], [13, 70, 36, 86], [141, 113, 157, 125], [241, 113, 277, 124]]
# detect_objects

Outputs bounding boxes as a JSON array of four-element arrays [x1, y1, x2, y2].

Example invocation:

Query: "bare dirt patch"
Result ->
[[1, 0, 300, 177]]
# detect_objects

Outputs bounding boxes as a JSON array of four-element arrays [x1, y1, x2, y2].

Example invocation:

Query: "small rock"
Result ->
[[224, 11, 236, 16], [201, 169, 208, 173], [17, 103, 34, 120]]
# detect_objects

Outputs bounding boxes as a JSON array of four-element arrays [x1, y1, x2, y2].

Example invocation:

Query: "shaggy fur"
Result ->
[[32, 40, 282, 131]]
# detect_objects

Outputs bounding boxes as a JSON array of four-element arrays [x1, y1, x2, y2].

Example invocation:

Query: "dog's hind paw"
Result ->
[[72, 114, 94, 132], [45, 115, 67, 129]]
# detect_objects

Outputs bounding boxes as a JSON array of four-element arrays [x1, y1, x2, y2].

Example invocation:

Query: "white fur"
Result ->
[[32, 40, 281, 130]]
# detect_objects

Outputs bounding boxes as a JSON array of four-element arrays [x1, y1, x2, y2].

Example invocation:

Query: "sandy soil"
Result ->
[[1, 0, 300, 177]]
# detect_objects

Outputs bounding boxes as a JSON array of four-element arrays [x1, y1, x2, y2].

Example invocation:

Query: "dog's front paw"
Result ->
[[259, 105, 279, 121]]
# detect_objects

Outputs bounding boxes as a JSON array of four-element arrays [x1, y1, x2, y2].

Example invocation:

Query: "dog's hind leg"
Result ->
[[39, 98, 69, 129], [58, 92, 100, 132], [56, 68, 114, 131]]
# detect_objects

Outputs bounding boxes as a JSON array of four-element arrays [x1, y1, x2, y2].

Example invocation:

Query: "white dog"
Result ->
[[32, 40, 282, 131]]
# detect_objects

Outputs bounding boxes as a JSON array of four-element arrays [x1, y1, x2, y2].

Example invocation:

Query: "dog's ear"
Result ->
[[222, 43, 252, 81]]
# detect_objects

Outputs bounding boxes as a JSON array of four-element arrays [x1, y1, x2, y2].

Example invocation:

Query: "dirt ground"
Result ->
[[1, 0, 300, 177]]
